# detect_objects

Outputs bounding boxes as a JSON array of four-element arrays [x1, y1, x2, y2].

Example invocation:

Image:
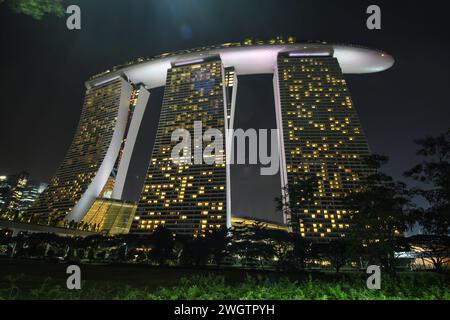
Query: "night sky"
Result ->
[[0, 0, 449, 223]]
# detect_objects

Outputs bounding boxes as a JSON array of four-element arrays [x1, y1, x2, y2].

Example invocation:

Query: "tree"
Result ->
[[0, 229, 13, 256], [318, 239, 352, 273], [180, 236, 211, 267], [9, 231, 28, 258], [205, 228, 231, 267], [150, 226, 174, 266], [112, 233, 140, 261], [0, 228, 13, 244], [345, 155, 412, 271], [405, 129, 450, 237], [404, 129, 450, 271], [1, 0, 65, 20], [407, 235, 450, 272], [290, 234, 313, 270], [275, 176, 316, 233], [230, 222, 275, 269], [25, 232, 63, 258], [264, 229, 293, 271], [79, 234, 106, 261]]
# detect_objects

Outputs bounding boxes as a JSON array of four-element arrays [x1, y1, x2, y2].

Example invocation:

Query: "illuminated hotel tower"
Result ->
[[274, 50, 372, 241], [132, 57, 230, 236], [26, 38, 393, 237], [29, 77, 150, 224]]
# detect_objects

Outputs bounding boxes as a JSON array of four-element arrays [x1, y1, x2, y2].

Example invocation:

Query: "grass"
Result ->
[[0, 258, 449, 300]]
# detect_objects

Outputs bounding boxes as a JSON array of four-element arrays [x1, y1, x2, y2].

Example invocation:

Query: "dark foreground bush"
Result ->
[[1, 272, 449, 300]]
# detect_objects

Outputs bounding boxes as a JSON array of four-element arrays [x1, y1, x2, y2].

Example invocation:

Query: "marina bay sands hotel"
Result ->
[[28, 37, 394, 241]]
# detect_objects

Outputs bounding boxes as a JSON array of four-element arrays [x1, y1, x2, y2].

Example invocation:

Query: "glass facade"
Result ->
[[82, 198, 136, 235], [17, 182, 47, 214], [0, 172, 29, 217]]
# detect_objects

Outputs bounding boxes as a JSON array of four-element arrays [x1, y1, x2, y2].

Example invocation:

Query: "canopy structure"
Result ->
[[86, 43, 394, 89]]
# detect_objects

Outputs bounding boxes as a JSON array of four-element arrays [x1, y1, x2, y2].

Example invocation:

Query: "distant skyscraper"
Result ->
[[0, 172, 29, 217], [274, 52, 372, 241], [17, 181, 47, 214]]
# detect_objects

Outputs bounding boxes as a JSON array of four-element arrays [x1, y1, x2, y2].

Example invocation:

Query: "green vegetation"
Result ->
[[1, 0, 64, 20], [1, 269, 449, 300], [1, 129, 448, 274], [0, 0, 64, 20], [0, 259, 448, 300], [0, 117, 448, 300]]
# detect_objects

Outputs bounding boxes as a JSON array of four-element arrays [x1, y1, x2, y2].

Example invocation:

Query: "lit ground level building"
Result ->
[[82, 198, 136, 236], [26, 37, 394, 241]]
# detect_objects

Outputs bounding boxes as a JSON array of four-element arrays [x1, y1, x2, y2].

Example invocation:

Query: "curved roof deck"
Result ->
[[86, 42, 394, 89]]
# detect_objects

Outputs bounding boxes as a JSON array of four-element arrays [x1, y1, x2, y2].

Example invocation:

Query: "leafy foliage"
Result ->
[[230, 222, 276, 268], [149, 226, 174, 266], [314, 239, 353, 273], [405, 129, 450, 236], [1, 272, 448, 300], [2, 0, 65, 20], [345, 154, 413, 271], [275, 176, 316, 232], [401, 129, 450, 271], [407, 234, 450, 272]]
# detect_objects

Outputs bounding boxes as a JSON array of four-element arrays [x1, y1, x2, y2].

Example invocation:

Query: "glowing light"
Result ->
[[173, 59, 204, 67], [289, 52, 331, 57], [93, 76, 120, 87], [88, 44, 394, 90]]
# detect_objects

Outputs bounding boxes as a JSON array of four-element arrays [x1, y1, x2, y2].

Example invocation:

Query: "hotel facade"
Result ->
[[28, 37, 394, 241]]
